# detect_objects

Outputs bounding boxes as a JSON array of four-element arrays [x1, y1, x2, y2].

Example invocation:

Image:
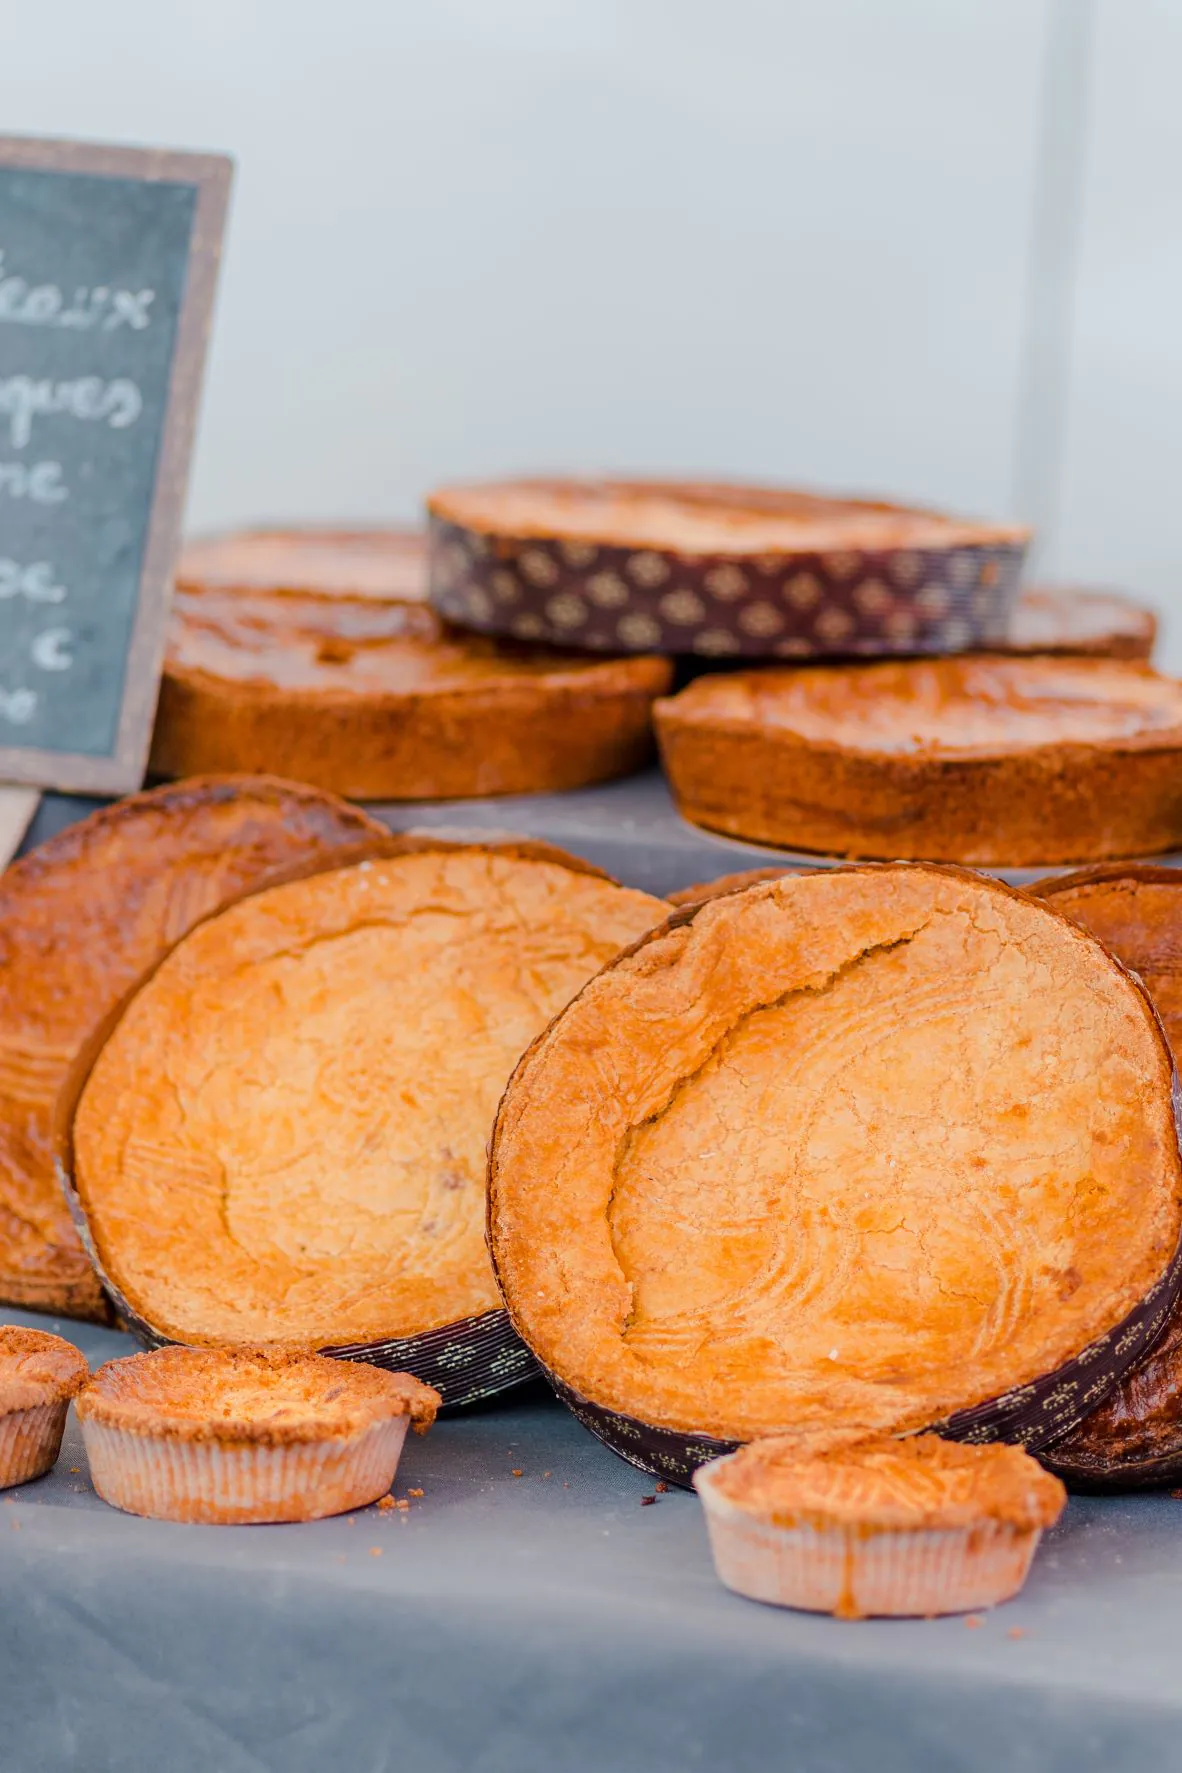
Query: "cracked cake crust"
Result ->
[[0, 777, 386, 1321], [70, 839, 666, 1352], [489, 866, 1182, 1449], [76, 1346, 439, 1444], [0, 1325, 88, 1414], [702, 1432, 1066, 1532]]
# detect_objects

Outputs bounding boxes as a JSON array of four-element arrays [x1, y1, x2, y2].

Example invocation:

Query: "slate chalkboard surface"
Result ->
[[0, 137, 230, 791]]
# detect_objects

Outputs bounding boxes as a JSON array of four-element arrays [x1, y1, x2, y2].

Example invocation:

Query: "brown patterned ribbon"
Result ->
[[428, 517, 1028, 659], [537, 1223, 1182, 1487]]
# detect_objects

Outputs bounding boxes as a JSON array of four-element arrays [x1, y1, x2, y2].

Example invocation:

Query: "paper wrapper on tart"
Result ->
[[0, 1325, 88, 1488], [77, 1347, 438, 1524], [59, 834, 667, 1408], [1003, 586, 1157, 660], [0, 777, 386, 1322], [427, 478, 1028, 660], [694, 1434, 1065, 1617], [655, 656, 1182, 867], [488, 866, 1182, 1484], [1026, 864, 1182, 1488], [150, 526, 672, 799]]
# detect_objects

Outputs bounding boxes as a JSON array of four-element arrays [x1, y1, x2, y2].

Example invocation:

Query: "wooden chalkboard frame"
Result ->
[[0, 135, 232, 792]]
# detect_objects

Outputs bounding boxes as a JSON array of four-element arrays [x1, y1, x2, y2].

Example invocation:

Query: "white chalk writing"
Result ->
[[0, 251, 154, 330], [30, 627, 72, 671], [0, 559, 76, 719], [0, 375, 142, 449], [0, 461, 67, 503], [0, 688, 36, 724], [0, 559, 65, 603]]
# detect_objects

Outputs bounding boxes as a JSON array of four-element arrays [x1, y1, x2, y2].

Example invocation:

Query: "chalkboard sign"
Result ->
[[0, 136, 231, 792]]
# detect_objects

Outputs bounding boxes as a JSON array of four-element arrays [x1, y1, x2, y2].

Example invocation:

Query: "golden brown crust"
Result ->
[[489, 864, 1182, 1444], [708, 1433, 1066, 1530], [1033, 866, 1182, 1056], [153, 527, 672, 799], [1029, 864, 1182, 1484], [76, 1346, 439, 1443], [73, 844, 667, 1349], [656, 657, 1182, 865], [1005, 586, 1157, 660], [0, 777, 386, 1320], [0, 1325, 88, 1412], [177, 528, 429, 601], [427, 478, 1029, 554], [667, 867, 801, 908]]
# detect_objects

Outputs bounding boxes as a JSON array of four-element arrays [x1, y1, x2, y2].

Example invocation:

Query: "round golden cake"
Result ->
[[0, 1325, 88, 1488], [694, 1433, 1065, 1616], [427, 476, 1028, 658], [0, 777, 384, 1321], [70, 841, 666, 1358], [489, 867, 1182, 1466], [655, 656, 1182, 866], [1005, 586, 1156, 660], [77, 1346, 439, 1523], [150, 526, 672, 798]]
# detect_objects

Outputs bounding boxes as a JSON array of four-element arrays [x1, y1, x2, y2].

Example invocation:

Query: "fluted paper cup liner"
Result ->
[[81, 1414, 411, 1524], [694, 1461, 1041, 1617], [0, 1401, 70, 1488]]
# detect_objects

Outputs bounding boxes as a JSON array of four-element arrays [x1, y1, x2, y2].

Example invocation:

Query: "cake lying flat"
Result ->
[[1005, 586, 1156, 660], [0, 777, 383, 1320], [428, 476, 1028, 658], [152, 526, 672, 798], [656, 656, 1182, 865], [490, 867, 1182, 1473], [71, 842, 665, 1365]]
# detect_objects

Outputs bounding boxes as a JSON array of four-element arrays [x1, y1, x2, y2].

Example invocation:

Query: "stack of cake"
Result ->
[[1, 472, 1179, 1620], [146, 478, 1173, 872]]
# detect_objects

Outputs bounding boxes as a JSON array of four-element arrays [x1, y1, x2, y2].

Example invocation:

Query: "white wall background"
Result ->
[[3, 0, 1179, 657]]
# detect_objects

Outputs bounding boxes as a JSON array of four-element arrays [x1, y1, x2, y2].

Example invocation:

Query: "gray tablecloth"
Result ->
[[28, 769, 1160, 896], [3, 1310, 1182, 1773], [8, 776, 1182, 1771]]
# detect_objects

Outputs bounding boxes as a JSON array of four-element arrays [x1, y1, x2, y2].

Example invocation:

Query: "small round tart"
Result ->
[[1004, 586, 1157, 660], [694, 1434, 1066, 1617], [0, 1325, 88, 1488], [77, 1347, 439, 1524], [655, 656, 1182, 865], [0, 777, 384, 1323], [151, 526, 672, 799], [69, 840, 666, 1404], [489, 866, 1182, 1478], [427, 476, 1028, 659]]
